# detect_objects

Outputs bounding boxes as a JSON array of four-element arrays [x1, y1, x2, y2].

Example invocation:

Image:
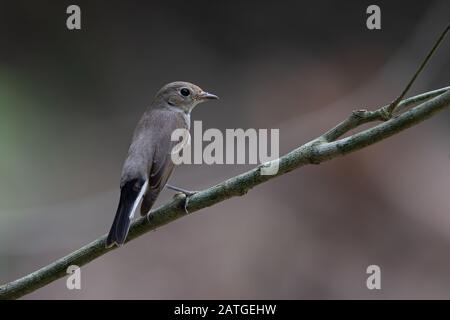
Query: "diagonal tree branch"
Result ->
[[1, 86, 449, 299], [321, 86, 450, 142], [323, 21, 449, 143]]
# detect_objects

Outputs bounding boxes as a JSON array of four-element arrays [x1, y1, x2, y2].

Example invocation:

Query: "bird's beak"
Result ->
[[199, 91, 219, 100]]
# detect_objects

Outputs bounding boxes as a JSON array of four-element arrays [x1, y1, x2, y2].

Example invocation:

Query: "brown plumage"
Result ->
[[106, 81, 218, 247]]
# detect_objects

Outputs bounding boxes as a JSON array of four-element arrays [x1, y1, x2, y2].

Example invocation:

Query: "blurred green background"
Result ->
[[0, 0, 449, 299]]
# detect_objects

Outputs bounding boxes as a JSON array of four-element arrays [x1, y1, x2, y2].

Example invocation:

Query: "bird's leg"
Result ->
[[166, 184, 198, 196], [166, 184, 198, 214]]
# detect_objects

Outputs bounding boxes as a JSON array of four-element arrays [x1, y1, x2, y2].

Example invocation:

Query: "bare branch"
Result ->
[[322, 22, 450, 143], [1, 86, 449, 300], [322, 86, 450, 142]]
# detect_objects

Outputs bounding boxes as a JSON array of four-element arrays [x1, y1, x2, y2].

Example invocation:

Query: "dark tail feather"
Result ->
[[106, 179, 147, 248]]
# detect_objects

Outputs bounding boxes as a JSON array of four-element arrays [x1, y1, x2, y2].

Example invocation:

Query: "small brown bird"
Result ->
[[106, 81, 218, 247]]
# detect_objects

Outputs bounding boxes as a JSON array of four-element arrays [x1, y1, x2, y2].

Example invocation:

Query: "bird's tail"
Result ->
[[106, 179, 148, 248]]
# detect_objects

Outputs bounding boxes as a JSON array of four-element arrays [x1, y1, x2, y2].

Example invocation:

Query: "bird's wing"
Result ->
[[140, 110, 187, 215]]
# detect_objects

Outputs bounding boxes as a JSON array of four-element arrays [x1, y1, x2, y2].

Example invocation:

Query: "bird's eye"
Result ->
[[180, 88, 190, 97]]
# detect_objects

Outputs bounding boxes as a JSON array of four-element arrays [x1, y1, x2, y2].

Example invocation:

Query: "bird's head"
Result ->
[[155, 81, 218, 113]]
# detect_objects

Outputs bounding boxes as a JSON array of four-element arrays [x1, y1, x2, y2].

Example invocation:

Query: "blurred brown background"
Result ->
[[0, 0, 449, 299]]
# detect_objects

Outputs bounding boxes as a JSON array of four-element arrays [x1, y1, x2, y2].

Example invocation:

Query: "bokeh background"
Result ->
[[0, 0, 449, 299]]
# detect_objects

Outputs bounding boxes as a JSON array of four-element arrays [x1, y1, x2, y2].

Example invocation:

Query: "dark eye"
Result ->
[[180, 88, 190, 97]]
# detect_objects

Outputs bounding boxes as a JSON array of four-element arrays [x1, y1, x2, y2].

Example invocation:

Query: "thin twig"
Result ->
[[322, 22, 450, 143]]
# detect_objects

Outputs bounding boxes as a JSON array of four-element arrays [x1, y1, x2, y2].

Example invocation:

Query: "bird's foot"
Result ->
[[173, 191, 197, 214], [166, 184, 198, 214]]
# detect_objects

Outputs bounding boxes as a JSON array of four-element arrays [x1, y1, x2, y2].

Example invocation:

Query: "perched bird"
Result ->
[[106, 82, 218, 247]]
